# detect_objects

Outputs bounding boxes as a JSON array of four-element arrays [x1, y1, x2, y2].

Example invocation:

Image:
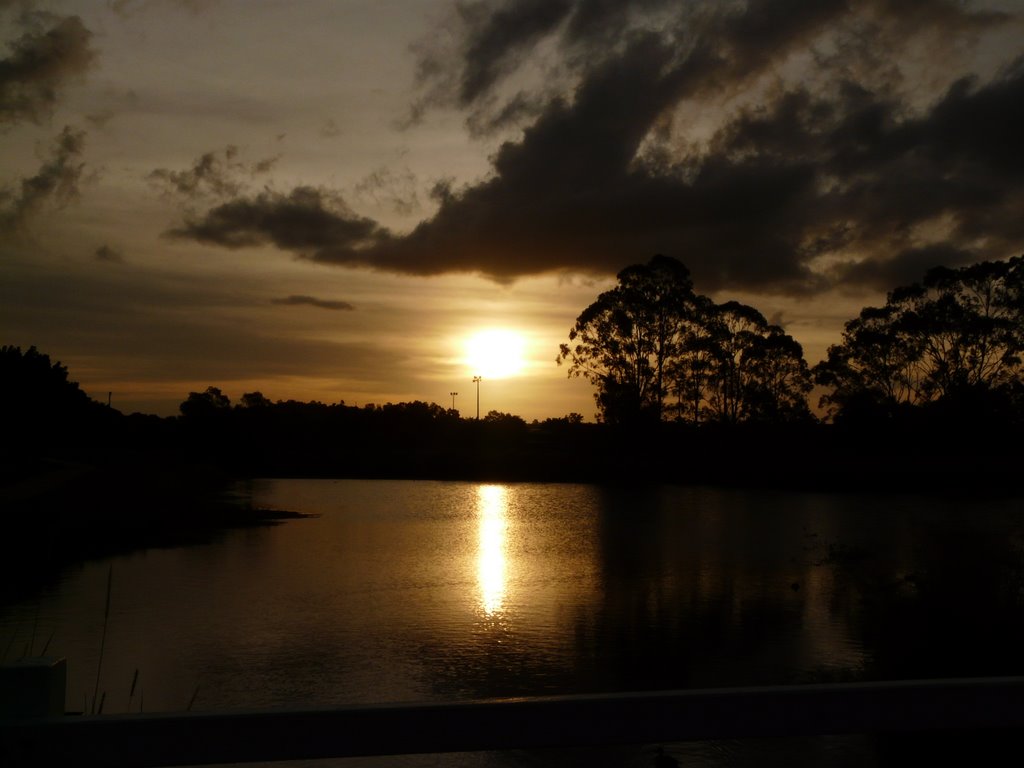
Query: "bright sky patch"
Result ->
[[464, 329, 527, 379]]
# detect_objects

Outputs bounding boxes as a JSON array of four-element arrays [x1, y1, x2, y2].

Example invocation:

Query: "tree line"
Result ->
[[560, 254, 1024, 429], [4, 251, 1024, 489]]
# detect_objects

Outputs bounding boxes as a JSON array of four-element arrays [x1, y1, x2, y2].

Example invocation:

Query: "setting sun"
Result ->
[[464, 329, 527, 378]]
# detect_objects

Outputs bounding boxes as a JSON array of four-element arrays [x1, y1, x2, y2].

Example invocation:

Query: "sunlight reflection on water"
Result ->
[[477, 485, 508, 616]]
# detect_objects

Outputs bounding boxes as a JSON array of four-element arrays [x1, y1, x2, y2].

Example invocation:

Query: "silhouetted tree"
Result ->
[[179, 386, 232, 420], [558, 255, 697, 424], [667, 294, 718, 423], [741, 326, 814, 422], [483, 410, 527, 428], [814, 303, 923, 420], [693, 302, 813, 423], [379, 400, 454, 422], [1, 344, 91, 414], [815, 255, 1024, 422], [239, 391, 272, 408], [559, 257, 813, 425], [704, 302, 765, 422], [1, 345, 113, 458], [178, 388, 235, 457], [539, 413, 584, 426], [2, 346, 98, 454]]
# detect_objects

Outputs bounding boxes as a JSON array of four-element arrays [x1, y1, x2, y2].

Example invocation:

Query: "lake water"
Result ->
[[4, 479, 1024, 766]]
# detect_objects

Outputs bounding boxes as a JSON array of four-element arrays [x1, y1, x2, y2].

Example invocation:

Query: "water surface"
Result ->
[[4, 479, 1024, 765]]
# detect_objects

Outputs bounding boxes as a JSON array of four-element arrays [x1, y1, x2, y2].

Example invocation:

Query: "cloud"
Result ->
[[0, 13, 96, 126], [831, 244, 980, 290], [148, 146, 244, 201], [0, 125, 87, 232], [453, 0, 574, 106], [94, 244, 125, 263], [166, 185, 392, 256], [171, 0, 1023, 295], [353, 166, 420, 216], [251, 154, 281, 175], [271, 294, 355, 311]]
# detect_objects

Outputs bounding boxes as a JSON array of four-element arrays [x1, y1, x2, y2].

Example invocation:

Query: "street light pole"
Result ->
[[472, 376, 482, 420], [450, 391, 458, 411]]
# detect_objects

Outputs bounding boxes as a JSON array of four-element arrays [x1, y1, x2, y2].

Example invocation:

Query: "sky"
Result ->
[[2, 0, 1023, 421]]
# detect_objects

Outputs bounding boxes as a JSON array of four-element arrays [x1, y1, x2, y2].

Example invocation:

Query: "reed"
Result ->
[[40, 628, 54, 656], [187, 685, 200, 712], [6, 562, 200, 717], [90, 565, 112, 715], [127, 668, 139, 711]]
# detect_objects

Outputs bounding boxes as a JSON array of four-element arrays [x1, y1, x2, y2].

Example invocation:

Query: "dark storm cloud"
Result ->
[[166, 186, 392, 257], [464, 88, 548, 136], [360, 0, 871, 287], [417, 0, 853, 120], [409, 0, 677, 131], [271, 294, 355, 311], [453, 0, 573, 105], [0, 125, 86, 232], [833, 244, 980, 290], [175, 0, 1023, 295], [0, 13, 96, 125], [697, 54, 1024, 288], [786, 59, 1024, 262]]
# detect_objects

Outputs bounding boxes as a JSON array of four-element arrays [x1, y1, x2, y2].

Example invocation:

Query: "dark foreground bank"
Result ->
[[0, 459, 311, 604]]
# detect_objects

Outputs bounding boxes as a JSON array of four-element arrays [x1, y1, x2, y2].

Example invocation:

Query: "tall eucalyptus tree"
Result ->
[[815, 255, 1024, 421]]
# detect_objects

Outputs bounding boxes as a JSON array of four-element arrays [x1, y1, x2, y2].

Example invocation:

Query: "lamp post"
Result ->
[[450, 391, 458, 411], [472, 376, 482, 420]]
